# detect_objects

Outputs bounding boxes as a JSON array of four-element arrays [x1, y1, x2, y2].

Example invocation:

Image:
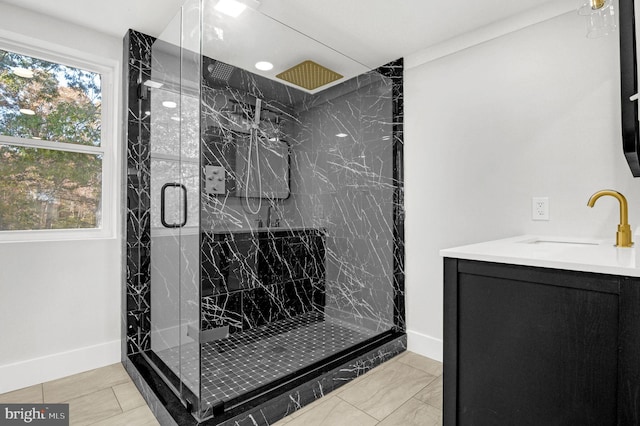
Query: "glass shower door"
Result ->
[[148, 0, 202, 414]]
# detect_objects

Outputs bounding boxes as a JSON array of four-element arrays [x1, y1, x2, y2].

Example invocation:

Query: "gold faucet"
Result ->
[[587, 190, 633, 247]]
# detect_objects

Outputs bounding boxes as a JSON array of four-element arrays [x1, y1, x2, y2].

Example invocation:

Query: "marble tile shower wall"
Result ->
[[124, 30, 155, 356], [199, 58, 299, 232], [199, 61, 402, 336], [199, 61, 327, 336], [289, 75, 397, 332], [200, 229, 326, 334]]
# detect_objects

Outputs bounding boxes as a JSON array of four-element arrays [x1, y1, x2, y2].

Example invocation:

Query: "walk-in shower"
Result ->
[[123, 0, 405, 424]]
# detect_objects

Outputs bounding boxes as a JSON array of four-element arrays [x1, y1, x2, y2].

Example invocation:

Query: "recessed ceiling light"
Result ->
[[214, 0, 247, 17], [336, 133, 348, 138], [19, 108, 35, 115], [255, 61, 274, 71], [162, 101, 177, 109], [13, 68, 34, 78], [143, 80, 163, 89]]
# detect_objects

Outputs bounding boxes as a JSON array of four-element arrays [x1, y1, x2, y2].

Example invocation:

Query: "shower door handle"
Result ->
[[160, 183, 188, 228]]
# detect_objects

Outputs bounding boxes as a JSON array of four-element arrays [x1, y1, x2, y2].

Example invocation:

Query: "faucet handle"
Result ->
[[617, 223, 633, 248]]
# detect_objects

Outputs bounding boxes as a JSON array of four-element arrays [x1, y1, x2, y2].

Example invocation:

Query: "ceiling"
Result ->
[[0, 0, 560, 91], [0, 0, 558, 60]]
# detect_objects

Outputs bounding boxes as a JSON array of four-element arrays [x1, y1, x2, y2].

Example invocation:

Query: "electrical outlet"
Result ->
[[532, 197, 549, 221]]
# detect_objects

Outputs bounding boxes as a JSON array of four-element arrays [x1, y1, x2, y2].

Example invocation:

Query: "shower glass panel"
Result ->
[[147, 0, 202, 410], [140, 0, 401, 421], [197, 1, 396, 419]]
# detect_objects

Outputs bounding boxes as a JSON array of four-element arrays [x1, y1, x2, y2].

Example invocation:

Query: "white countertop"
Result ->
[[440, 235, 640, 277]]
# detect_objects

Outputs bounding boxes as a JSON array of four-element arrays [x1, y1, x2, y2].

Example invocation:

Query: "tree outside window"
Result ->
[[0, 48, 103, 231]]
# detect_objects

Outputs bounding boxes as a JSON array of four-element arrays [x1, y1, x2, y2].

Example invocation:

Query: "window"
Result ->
[[0, 45, 113, 239]]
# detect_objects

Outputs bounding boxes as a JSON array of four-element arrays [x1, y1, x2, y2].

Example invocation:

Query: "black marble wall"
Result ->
[[200, 229, 325, 334], [287, 69, 401, 333], [124, 30, 154, 356]]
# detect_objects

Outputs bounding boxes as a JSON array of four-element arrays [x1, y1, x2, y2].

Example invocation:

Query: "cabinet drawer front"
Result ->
[[458, 259, 620, 294]]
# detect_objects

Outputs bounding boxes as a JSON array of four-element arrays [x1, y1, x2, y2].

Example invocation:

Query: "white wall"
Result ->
[[0, 4, 123, 393], [0, 0, 632, 391], [404, 10, 640, 361]]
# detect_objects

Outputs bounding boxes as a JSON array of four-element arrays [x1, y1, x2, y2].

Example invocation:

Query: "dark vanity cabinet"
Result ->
[[444, 258, 640, 426]]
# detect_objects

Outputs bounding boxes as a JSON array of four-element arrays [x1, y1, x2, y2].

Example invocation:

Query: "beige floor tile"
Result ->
[[285, 396, 377, 426], [286, 363, 392, 420], [333, 357, 397, 396], [414, 375, 442, 410], [392, 350, 410, 362], [44, 364, 130, 403], [378, 397, 442, 426], [288, 390, 335, 418], [339, 360, 436, 420], [112, 382, 146, 412], [0, 384, 43, 403], [67, 388, 122, 426], [397, 352, 443, 377], [272, 416, 292, 425], [90, 404, 159, 426]]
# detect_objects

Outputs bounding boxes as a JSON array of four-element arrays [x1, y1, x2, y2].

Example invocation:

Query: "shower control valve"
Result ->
[[205, 165, 226, 195]]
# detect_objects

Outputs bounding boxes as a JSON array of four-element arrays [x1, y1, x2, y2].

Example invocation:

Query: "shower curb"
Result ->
[[124, 334, 407, 425]]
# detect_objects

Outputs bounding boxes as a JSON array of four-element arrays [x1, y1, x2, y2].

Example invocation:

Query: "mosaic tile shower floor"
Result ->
[[154, 311, 379, 408]]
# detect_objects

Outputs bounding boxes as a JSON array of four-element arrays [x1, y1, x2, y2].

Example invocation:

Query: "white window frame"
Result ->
[[0, 37, 119, 242]]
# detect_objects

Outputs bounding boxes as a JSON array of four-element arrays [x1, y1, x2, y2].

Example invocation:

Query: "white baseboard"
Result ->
[[0, 340, 121, 394], [407, 329, 443, 362]]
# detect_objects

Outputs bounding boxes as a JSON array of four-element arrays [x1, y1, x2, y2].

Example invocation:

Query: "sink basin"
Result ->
[[520, 237, 602, 248]]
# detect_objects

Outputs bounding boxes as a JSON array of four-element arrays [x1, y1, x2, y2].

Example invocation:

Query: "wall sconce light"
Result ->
[[578, 0, 616, 38]]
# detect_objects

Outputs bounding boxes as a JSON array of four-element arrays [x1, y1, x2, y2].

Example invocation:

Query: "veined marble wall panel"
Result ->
[[290, 74, 396, 332], [199, 61, 301, 234], [124, 30, 155, 355], [200, 229, 326, 334]]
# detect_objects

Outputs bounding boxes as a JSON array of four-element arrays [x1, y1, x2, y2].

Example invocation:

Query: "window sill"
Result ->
[[0, 228, 117, 244]]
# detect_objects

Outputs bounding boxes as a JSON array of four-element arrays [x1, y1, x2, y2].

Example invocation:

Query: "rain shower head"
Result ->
[[207, 61, 236, 82], [276, 60, 343, 91]]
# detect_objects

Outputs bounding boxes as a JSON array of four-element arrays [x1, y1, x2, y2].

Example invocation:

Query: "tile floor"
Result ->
[[158, 312, 377, 407], [0, 351, 442, 426]]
